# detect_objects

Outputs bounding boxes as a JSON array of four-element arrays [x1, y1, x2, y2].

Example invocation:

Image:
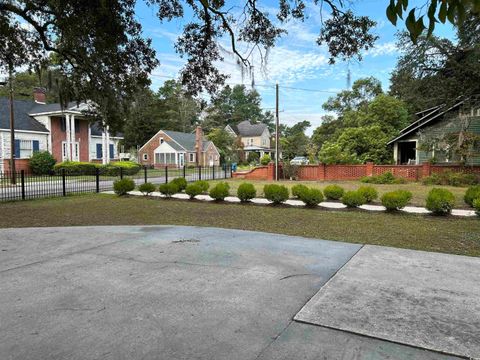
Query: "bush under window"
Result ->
[[29, 151, 56, 175]]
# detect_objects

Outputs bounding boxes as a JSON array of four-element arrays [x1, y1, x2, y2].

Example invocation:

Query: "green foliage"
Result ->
[[323, 185, 345, 200], [260, 154, 271, 165], [194, 180, 210, 193], [159, 182, 179, 197], [342, 191, 367, 208], [263, 184, 289, 205], [298, 187, 324, 207], [422, 171, 479, 187], [54, 161, 98, 175], [361, 172, 407, 184], [209, 182, 230, 201], [318, 142, 360, 165], [464, 185, 480, 206], [281, 163, 300, 180], [113, 178, 135, 196], [357, 186, 378, 203], [206, 128, 238, 163], [29, 151, 56, 175], [280, 120, 311, 160], [237, 183, 257, 202], [426, 188, 456, 215], [138, 182, 156, 195], [381, 190, 412, 211], [170, 177, 188, 191], [473, 198, 480, 216], [100, 161, 142, 176], [185, 184, 203, 199], [292, 184, 309, 198], [247, 152, 260, 164]]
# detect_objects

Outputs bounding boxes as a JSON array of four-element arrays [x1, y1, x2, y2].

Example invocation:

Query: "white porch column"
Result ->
[[65, 114, 71, 161], [106, 125, 110, 163], [70, 114, 76, 161], [102, 127, 107, 165]]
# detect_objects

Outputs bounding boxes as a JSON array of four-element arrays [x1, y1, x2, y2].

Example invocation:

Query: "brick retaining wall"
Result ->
[[233, 162, 480, 181]]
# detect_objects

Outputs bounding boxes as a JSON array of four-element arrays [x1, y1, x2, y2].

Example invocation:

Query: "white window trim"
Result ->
[[143, 153, 148, 161]]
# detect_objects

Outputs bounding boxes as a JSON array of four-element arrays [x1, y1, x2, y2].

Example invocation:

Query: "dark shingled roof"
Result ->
[[29, 101, 83, 114], [0, 98, 49, 132], [163, 130, 209, 152], [90, 122, 123, 138], [229, 120, 267, 137]]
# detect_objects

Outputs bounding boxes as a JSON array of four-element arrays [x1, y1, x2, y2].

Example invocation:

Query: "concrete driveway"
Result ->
[[0, 226, 474, 360]]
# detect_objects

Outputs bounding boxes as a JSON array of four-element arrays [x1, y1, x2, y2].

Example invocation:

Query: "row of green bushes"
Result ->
[[54, 161, 142, 176], [422, 170, 479, 187], [113, 178, 480, 216]]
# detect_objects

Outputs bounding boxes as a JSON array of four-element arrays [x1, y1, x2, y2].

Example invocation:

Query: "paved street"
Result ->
[[0, 226, 475, 360]]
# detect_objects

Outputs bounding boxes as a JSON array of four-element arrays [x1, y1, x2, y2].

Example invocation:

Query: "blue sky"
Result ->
[[135, 0, 456, 134]]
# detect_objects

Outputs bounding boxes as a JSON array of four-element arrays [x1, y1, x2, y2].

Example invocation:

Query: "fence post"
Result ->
[[21, 170, 25, 200], [230, 163, 232, 178], [95, 167, 100, 193], [212, 165, 215, 180], [224, 164, 227, 179], [120, 167, 124, 180], [198, 166, 201, 180], [165, 166, 168, 183], [183, 165, 186, 179], [144, 166, 148, 184], [62, 169, 66, 197]]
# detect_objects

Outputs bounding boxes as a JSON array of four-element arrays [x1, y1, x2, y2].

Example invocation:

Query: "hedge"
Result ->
[[381, 190, 412, 211], [54, 161, 141, 176], [113, 178, 135, 196], [237, 183, 257, 202], [263, 184, 289, 205], [323, 185, 344, 200], [209, 182, 230, 201], [426, 188, 455, 215], [342, 191, 366, 208]]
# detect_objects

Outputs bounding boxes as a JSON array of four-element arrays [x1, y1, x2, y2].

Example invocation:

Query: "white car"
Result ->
[[290, 156, 309, 165]]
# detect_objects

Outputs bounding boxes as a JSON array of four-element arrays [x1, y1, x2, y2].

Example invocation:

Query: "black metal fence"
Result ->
[[0, 165, 232, 202]]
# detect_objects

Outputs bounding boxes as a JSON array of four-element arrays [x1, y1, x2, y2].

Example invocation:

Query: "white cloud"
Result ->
[[365, 42, 398, 57]]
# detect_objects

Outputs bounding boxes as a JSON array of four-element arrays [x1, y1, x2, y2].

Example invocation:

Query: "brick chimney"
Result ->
[[33, 87, 46, 104], [195, 126, 203, 166]]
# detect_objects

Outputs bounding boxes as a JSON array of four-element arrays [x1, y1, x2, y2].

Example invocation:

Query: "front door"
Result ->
[[209, 155, 214, 166], [179, 153, 185, 167]]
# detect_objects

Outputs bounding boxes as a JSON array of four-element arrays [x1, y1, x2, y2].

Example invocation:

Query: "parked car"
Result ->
[[290, 156, 309, 165]]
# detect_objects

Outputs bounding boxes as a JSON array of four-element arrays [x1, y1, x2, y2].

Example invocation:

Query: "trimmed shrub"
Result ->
[[185, 183, 202, 199], [158, 182, 179, 197], [54, 161, 98, 175], [29, 151, 56, 175], [209, 182, 230, 201], [291, 184, 308, 198], [298, 187, 324, 207], [100, 161, 142, 176], [426, 188, 455, 215], [194, 180, 210, 193], [422, 171, 479, 187], [170, 177, 188, 191], [464, 185, 480, 207], [357, 186, 378, 203], [342, 191, 366, 208], [381, 190, 412, 211], [361, 172, 406, 184], [138, 182, 156, 195], [473, 198, 480, 216], [323, 184, 344, 200], [113, 178, 135, 196], [260, 154, 271, 165], [237, 183, 257, 202], [263, 184, 289, 205]]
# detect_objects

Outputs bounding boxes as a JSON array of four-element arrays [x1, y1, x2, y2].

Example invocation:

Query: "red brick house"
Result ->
[[0, 88, 123, 172], [139, 126, 220, 167]]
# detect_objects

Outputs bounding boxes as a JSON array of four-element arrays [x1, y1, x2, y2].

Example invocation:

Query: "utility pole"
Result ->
[[8, 63, 16, 185], [275, 83, 279, 181]]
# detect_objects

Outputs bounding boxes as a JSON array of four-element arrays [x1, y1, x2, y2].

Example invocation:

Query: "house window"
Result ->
[[14, 139, 39, 159], [160, 137, 164, 145], [262, 138, 266, 146], [60, 118, 67, 132], [75, 119, 80, 133], [189, 153, 195, 162], [155, 152, 176, 164], [143, 153, 148, 161]]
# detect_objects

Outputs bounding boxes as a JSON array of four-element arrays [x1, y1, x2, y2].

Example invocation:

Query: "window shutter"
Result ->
[[96, 144, 102, 159], [60, 118, 66, 132], [32, 140, 40, 153], [109, 144, 114, 159], [14, 139, 20, 159]]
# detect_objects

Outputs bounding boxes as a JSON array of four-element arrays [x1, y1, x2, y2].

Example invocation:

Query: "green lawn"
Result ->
[[1, 194, 479, 257], [208, 179, 471, 208]]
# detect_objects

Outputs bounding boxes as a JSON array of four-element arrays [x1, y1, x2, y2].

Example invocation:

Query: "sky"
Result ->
[[124, 1, 455, 135]]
